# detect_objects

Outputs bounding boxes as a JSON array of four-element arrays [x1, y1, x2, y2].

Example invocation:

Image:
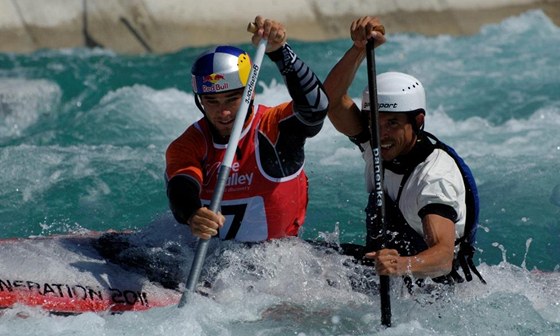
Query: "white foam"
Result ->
[[0, 79, 61, 138]]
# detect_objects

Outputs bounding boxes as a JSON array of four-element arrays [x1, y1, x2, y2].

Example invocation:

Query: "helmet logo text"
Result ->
[[202, 73, 228, 93], [378, 103, 398, 109], [202, 83, 229, 93]]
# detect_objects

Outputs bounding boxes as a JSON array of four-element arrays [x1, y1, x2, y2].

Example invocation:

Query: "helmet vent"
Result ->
[[404, 82, 420, 91]]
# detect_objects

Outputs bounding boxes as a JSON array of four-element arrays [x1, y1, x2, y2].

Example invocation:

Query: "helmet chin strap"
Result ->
[[414, 121, 425, 135], [194, 94, 205, 115]]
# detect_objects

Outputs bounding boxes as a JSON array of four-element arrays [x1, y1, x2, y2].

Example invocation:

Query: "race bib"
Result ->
[[203, 196, 268, 242]]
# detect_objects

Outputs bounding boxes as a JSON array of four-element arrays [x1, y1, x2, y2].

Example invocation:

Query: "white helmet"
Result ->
[[362, 72, 426, 113]]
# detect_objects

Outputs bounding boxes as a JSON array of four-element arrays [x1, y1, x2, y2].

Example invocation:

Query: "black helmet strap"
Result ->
[[194, 94, 205, 115]]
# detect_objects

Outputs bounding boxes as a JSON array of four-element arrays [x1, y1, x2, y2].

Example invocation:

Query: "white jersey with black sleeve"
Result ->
[[361, 140, 467, 240]]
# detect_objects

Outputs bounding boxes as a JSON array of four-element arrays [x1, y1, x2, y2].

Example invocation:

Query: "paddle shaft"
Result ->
[[365, 39, 392, 327], [178, 38, 268, 308]]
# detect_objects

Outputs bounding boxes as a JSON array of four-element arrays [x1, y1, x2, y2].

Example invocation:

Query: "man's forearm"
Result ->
[[324, 45, 366, 136], [267, 43, 328, 126]]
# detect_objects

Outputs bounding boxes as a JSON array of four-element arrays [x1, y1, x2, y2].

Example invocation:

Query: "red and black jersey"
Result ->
[[166, 104, 309, 242]]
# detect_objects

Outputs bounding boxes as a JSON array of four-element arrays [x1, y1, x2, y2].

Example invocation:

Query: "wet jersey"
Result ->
[[361, 136, 467, 248], [352, 132, 484, 284], [166, 103, 308, 242], [166, 43, 328, 242]]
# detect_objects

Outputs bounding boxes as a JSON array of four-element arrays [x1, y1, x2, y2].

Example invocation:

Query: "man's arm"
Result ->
[[166, 174, 202, 225], [251, 15, 329, 136], [268, 43, 329, 135], [324, 44, 366, 137], [367, 214, 456, 278], [418, 214, 456, 275], [165, 131, 225, 239], [257, 42, 329, 178], [324, 16, 386, 137]]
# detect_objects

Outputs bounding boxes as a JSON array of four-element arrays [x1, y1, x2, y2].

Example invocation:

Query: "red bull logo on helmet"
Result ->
[[202, 73, 229, 93], [191, 46, 252, 94], [202, 73, 225, 84]]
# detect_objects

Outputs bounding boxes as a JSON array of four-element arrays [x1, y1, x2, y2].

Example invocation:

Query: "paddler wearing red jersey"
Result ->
[[167, 103, 309, 242], [165, 16, 329, 242]]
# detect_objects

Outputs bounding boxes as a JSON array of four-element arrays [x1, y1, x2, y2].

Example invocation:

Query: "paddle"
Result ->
[[365, 38, 392, 327], [178, 28, 268, 308]]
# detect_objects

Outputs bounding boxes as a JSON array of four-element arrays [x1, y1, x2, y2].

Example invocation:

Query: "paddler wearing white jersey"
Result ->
[[324, 16, 485, 286]]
